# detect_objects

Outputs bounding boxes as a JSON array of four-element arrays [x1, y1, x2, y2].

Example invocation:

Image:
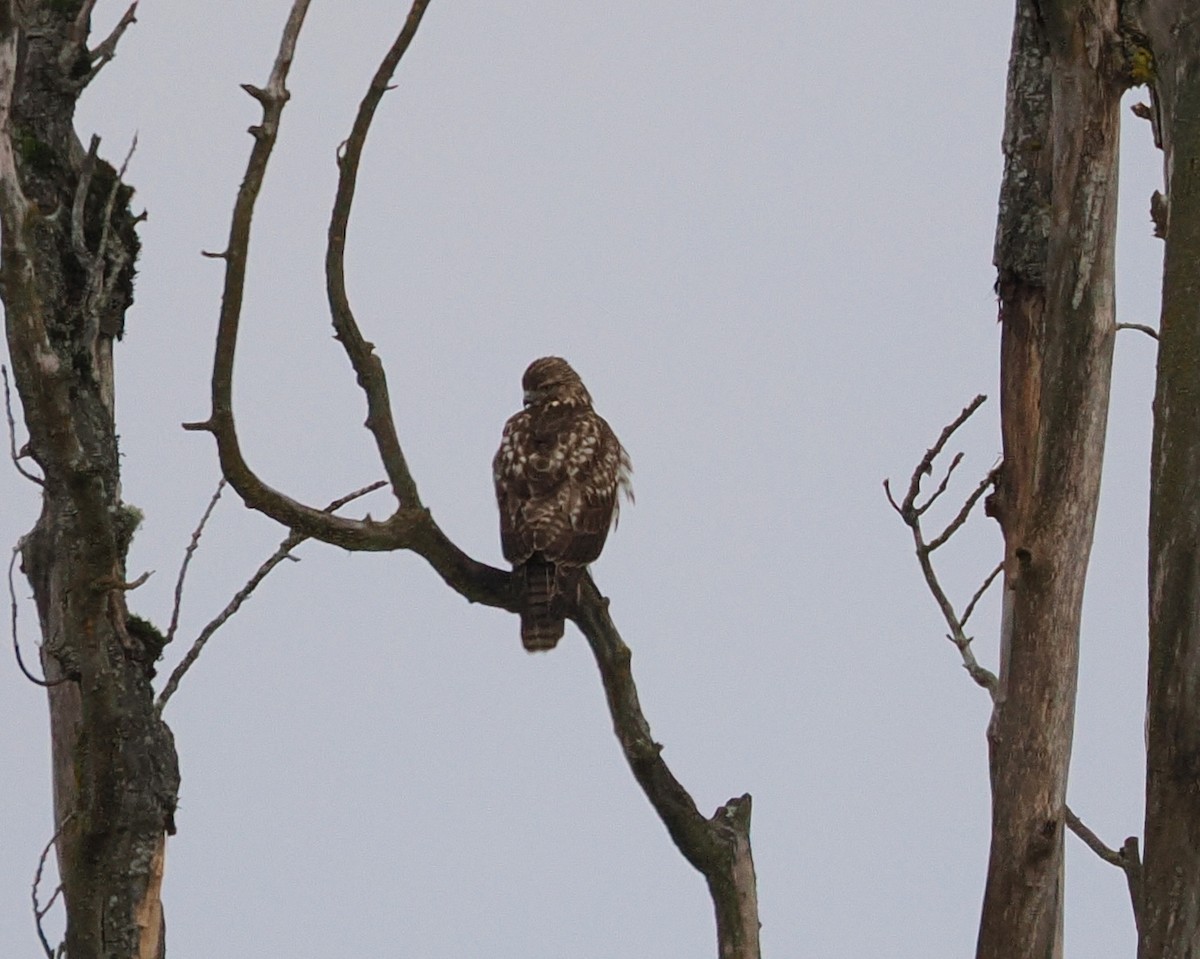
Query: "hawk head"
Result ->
[[522, 356, 593, 409]]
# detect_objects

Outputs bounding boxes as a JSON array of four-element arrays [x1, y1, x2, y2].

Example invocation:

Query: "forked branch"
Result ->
[[884, 395, 999, 694], [190, 3, 759, 955], [183, 0, 511, 608], [156, 480, 387, 713], [887, 398, 1143, 930]]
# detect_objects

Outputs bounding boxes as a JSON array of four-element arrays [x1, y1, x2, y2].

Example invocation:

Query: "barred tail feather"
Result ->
[[520, 560, 565, 651]]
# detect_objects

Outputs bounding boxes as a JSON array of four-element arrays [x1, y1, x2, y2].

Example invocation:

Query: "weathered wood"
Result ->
[[982, 2, 1122, 957], [1136, 7, 1200, 956], [0, 3, 178, 957]]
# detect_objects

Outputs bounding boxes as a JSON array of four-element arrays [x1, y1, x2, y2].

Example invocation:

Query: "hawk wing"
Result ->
[[493, 407, 629, 567]]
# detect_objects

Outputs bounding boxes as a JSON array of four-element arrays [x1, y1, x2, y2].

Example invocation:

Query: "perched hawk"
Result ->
[[493, 357, 633, 651]]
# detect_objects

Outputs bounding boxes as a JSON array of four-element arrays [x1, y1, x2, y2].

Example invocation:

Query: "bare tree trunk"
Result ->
[[1135, 6, 1200, 956], [0, 3, 178, 957], [982, 2, 1121, 957]]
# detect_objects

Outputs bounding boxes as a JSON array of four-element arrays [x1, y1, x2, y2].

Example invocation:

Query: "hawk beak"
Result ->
[[523, 389, 537, 406]]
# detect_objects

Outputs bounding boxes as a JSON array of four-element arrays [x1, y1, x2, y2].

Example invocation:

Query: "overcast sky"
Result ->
[[0, 2, 1167, 956]]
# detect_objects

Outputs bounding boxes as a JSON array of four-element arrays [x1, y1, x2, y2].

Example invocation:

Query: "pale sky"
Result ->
[[0, 2, 1164, 956]]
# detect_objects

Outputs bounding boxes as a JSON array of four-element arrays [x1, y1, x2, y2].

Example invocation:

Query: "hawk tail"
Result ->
[[520, 560, 565, 652]]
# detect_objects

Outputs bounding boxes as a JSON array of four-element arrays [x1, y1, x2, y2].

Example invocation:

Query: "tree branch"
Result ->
[[1116, 321, 1159, 340], [71, 2, 138, 90], [194, 6, 758, 954], [892, 394, 987, 517], [325, 0, 430, 508], [9, 545, 65, 688], [164, 479, 225, 649], [890, 399, 1142, 930], [2, 365, 42, 485], [32, 813, 73, 959], [572, 576, 760, 957], [184, 0, 512, 609], [156, 480, 387, 713], [884, 396, 999, 693]]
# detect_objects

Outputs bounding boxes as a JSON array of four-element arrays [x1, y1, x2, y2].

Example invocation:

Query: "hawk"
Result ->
[[493, 357, 633, 651]]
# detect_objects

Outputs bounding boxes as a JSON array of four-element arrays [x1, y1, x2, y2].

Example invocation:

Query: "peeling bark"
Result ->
[[0, 3, 177, 957], [982, 2, 1122, 957]]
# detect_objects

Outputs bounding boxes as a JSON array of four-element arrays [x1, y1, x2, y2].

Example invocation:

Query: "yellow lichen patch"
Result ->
[[1128, 45, 1156, 86]]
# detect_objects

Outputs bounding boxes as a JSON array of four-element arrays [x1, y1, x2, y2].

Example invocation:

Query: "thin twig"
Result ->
[[962, 562, 1003, 628], [1116, 322, 1159, 340], [95, 133, 137, 267], [927, 466, 1000, 553], [1062, 807, 1142, 933], [32, 813, 73, 959], [10, 546, 65, 688], [895, 394, 987, 516], [165, 480, 225, 647], [915, 451, 964, 516], [155, 480, 386, 713], [1064, 806, 1122, 866], [2, 365, 42, 485]]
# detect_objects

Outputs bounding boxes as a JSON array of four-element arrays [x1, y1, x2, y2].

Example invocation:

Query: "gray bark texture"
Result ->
[[985, 1, 1123, 957], [1136, 3, 1200, 956], [0, 3, 178, 958]]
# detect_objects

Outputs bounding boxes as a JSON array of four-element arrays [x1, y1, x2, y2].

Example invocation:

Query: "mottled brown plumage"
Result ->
[[493, 357, 632, 650]]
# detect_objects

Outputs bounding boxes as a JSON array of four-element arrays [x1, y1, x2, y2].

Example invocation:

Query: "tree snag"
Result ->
[[0, 3, 178, 958], [983, 2, 1123, 957], [1132, 5, 1200, 956]]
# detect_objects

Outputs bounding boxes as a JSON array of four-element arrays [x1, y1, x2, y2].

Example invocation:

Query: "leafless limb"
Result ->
[[2, 365, 42, 485], [573, 576, 759, 954], [884, 395, 999, 693], [927, 467, 998, 553], [70, 136, 99, 261], [32, 813, 73, 959], [155, 479, 386, 713], [962, 562, 1003, 629], [165, 479, 225, 647], [181, 0, 510, 606], [1064, 807, 1143, 937], [324, 1, 430, 508], [10, 546, 64, 688], [63, 0, 99, 62], [888, 394, 988, 517], [1116, 322, 1159, 340], [889, 399, 1143, 928], [93, 570, 152, 593], [915, 451, 963, 516], [186, 5, 759, 954], [69, 2, 138, 90]]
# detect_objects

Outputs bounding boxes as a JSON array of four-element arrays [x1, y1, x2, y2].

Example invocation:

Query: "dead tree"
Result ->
[[982, 3, 1124, 956], [182, 2, 761, 957], [0, 3, 178, 958], [895, 2, 1200, 958], [1135, 5, 1200, 957]]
